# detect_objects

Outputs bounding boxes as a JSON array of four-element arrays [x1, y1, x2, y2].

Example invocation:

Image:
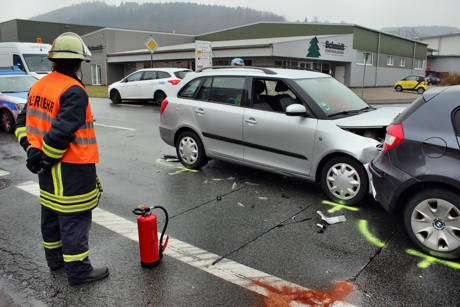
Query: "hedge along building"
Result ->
[[93, 22, 428, 87]]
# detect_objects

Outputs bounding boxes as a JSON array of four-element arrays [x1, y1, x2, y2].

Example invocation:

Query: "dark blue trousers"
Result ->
[[41, 206, 93, 284]]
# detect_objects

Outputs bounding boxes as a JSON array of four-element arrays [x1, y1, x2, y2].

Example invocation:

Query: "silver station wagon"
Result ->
[[159, 67, 403, 205]]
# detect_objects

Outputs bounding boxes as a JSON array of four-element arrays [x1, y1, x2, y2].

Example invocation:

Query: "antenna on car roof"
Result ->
[[195, 66, 277, 75]]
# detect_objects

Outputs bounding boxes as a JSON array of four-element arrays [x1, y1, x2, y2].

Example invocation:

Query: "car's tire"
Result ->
[[395, 85, 403, 92], [417, 87, 425, 94], [1, 110, 15, 133], [175, 131, 207, 169], [403, 189, 460, 259], [110, 89, 122, 104], [153, 90, 166, 104], [320, 156, 369, 205]]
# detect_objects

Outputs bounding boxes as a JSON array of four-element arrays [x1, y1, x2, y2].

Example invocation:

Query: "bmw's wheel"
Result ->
[[395, 85, 403, 92], [153, 91, 166, 104], [110, 90, 121, 104], [417, 87, 425, 94], [175, 131, 207, 169], [320, 156, 369, 205], [1, 110, 15, 133], [404, 189, 460, 259]]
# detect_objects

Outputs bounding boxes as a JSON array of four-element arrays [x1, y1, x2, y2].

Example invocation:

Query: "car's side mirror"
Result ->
[[285, 104, 309, 117]]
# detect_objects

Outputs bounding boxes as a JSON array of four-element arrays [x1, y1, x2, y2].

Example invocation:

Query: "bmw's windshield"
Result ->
[[0, 75, 37, 92], [294, 77, 369, 117], [23, 54, 53, 73]]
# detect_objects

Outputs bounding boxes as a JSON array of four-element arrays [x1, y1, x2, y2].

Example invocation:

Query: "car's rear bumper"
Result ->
[[369, 152, 417, 213], [159, 126, 175, 146]]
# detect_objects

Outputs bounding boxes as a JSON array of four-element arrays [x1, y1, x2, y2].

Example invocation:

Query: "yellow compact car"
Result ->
[[394, 75, 428, 94]]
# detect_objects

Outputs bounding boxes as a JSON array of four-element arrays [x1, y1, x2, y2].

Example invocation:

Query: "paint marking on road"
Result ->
[[94, 123, 136, 131], [16, 181, 355, 306], [0, 169, 10, 176]]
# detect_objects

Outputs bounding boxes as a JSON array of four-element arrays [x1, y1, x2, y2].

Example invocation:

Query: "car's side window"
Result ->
[[126, 72, 142, 82], [157, 71, 171, 79], [208, 77, 246, 106], [142, 71, 157, 80], [406, 76, 417, 81], [178, 78, 202, 98], [195, 77, 213, 101], [251, 79, 298, 113]]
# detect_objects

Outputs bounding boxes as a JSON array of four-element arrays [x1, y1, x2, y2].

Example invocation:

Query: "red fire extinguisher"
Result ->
[[133, 205, 169, 267]]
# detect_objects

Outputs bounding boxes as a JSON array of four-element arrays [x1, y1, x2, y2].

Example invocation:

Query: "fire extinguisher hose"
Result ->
[[152, 206, 169, 258]]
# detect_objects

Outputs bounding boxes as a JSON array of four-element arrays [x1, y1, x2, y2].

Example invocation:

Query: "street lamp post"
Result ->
[[361, 52, 369, 99]]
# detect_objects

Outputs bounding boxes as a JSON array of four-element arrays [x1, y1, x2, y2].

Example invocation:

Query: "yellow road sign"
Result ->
[[145, 37, 158, 52]]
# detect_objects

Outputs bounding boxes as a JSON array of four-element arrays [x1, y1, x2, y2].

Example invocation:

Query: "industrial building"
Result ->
[[0, 19, 427, 87], [420, 33, 460, 77]]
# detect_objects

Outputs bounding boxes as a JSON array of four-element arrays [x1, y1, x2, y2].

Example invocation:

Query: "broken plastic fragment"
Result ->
[[237, 202, 245, 207], [316, 222, 326, 233], [245, 181, 259, 186], [232, 182, 237, 190], [257, 196, 268, 200], [316, 210, 346, 225], [212, 178, 223, 181], [164, 155, 180, 162]]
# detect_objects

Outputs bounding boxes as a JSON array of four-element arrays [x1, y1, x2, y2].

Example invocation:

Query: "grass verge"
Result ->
[[86, 86, 108, 98]]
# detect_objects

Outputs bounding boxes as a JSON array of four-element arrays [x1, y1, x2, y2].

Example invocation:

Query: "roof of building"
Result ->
[[418, 32, 460, 40]]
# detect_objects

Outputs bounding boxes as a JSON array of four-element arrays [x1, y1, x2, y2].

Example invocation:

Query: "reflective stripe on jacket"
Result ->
[[26, 71, 98, 164]]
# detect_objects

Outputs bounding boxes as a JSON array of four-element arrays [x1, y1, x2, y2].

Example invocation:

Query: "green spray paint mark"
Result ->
[[405, 249, 460, 270], [357, 220, 386, 248], [322, 200, 360, 213], [156, 158, 199, 174]]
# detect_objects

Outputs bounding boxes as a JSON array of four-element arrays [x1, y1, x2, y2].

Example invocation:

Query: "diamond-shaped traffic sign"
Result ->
[[145, 37, 158, 52]]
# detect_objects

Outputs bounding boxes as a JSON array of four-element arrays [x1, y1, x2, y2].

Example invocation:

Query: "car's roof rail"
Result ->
[[195, 66, 277, 75]]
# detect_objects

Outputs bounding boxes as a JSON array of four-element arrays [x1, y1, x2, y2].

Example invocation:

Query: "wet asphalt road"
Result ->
[[0, 98, 459, 306]]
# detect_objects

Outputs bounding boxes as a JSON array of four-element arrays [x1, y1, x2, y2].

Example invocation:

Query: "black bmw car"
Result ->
[[370, 86, 460, 259]]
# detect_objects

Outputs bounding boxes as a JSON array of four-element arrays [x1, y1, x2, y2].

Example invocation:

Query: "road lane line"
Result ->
[[16, 181, 355, 306], [94, 123, 136, 131]]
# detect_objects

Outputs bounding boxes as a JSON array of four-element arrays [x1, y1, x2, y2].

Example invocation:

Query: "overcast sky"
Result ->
[[1, 0, 458, 30]]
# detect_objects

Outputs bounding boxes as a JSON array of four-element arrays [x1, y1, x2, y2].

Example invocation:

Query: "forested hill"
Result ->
[[31, 2, 286, 35], [382, 26, 460, 39]]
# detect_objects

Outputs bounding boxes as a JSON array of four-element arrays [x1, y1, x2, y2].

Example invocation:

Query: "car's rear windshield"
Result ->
[[0, 75, 37, 93], [293, 77, 369, 116], [174, 70, 191, 79]]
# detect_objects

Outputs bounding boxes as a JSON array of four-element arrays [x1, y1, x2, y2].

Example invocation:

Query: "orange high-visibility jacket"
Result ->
[[25, 71, 98, 163]]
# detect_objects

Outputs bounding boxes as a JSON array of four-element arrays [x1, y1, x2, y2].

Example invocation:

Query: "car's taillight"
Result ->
[[160, 99, 168, 115], [168, 80, 181, 85], [382, 124, 404, 152]]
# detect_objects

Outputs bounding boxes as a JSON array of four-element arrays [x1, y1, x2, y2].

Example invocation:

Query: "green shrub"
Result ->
[[86, 86, 108, 98]]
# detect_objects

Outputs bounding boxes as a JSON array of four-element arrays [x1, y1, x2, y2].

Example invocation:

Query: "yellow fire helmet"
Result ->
[[48, 32, 92, 62]]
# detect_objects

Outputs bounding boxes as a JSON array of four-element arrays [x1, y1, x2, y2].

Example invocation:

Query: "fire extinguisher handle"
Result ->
[[152, 206, 169, 257]]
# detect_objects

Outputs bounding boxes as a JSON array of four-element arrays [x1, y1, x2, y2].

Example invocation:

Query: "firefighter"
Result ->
[[14, 32, 109, 286]]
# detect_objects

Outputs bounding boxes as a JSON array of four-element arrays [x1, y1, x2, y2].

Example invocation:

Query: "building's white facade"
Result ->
[[420, 33, 460, 76]]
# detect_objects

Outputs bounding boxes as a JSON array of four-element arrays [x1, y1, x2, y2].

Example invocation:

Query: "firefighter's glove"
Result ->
[[42, 155, 60, 171], [26, 147, 44, 174]]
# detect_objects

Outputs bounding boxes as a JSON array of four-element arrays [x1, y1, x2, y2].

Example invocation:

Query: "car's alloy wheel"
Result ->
[[404, 189, 460, 259], [395, 85, 402, 92], [175, 131, 207, 169], [417, 87, 425, 94], [1, 110, 14, 133], [320, 156, 368, 205], [110, 90, 121, 104]]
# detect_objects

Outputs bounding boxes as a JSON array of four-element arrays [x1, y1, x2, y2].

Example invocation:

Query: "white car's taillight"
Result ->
[[382, 124, 404, 152]]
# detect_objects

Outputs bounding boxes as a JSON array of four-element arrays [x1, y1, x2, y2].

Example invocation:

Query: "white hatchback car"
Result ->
[[159, 67, 404, 205], [108, 68, 191, 104]]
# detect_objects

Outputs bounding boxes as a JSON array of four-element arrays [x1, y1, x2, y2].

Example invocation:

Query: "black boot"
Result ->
[[69, 266, 109, 286]]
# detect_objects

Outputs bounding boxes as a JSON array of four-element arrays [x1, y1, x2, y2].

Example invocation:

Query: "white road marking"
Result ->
[[15, 181, 354, 306], [0, 169, 10, 176], [94, 123, 136, 131], [117, 104, 144, 108]]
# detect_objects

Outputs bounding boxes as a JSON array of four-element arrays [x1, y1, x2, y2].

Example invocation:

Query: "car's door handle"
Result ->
[[245, 118, 257, 125], [195, 108, 205, 115]]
